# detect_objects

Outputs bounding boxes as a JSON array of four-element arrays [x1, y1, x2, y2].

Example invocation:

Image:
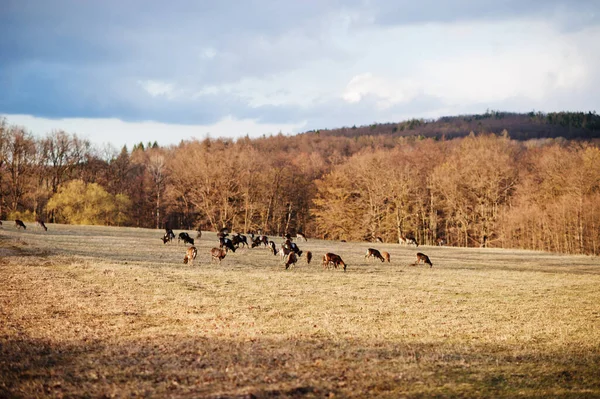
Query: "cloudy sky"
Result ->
[[1, 0, 599, 148]]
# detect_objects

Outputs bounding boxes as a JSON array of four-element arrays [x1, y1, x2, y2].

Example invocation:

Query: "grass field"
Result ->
[[1, 223, 599, 398]]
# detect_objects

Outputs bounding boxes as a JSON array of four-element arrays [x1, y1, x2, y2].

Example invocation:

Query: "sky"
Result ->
[[1, 0, 599, 149]]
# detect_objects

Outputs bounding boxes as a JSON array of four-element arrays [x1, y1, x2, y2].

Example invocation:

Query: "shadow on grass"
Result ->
[[1, 333, 599, 398]]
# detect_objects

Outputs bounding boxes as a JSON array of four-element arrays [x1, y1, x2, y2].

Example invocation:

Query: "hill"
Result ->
[[308, 110, 600, 141]]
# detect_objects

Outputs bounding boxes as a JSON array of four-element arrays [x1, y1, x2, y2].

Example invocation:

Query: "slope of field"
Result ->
[[1, 224, 599, 398]]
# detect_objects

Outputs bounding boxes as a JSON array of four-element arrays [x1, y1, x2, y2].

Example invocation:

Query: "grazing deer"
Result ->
[[416, 252, 433, 268], [165, 228, 175, 241], [375, 237, 383, 243], [399, 235, 418, 247], [381, 251, 390, 263], [183, 246, 198, 265], [296, 232, 307, 242], [231, 233, 248, 248], [35, 219, 48, 231], [278, 246, 291, 259], [285, 252, 298, 269], [219, 237, 236, 253], [268, 241, 277, 255], [365, 248, 385, 262], [323, 253, 347, 271], [15, 220, 26, 230], [210, 247, 227, 263], [306, 251, 312, 264], [178, 232, 194, 245]]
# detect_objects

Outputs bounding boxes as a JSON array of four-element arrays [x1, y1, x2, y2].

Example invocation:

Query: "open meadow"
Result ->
[[1, 223, 600, 398]]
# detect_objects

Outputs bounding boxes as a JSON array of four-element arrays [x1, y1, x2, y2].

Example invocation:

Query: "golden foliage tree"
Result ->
[[46, 180, 131, 225]]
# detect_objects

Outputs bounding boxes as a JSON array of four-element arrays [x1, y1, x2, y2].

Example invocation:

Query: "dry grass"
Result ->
[[1, 223, 600, 398]]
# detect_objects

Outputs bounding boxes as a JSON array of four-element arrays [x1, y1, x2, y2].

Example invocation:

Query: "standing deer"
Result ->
[[210, 247, 227, 263], [306, 251, 312, 264], [381, 251, 390, 263], [183, 246, 198, 265]]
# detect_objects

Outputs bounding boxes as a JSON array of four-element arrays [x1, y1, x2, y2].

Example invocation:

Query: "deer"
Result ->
[[178, 232, 194, 245], [183, 246, 198, 265], [278, 246, 291, 259], [284, 252, 298, 269], [322, 253, 347, 271], [219, 237, 236, 253], [365, 248, 385, 262], [15, 220, 26, 230], [415, 252, 433, 268], [399, 235, 418, 247], [35, 219, 48, 231], [381, 251, 390, 263], [306, 251, 312, 264], [210, 247, 227, 263], [296, 232, 308, 242]]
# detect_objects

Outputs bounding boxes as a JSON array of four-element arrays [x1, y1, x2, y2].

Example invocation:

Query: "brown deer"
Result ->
[[35, 219, 48, 231], [284, 252, 298, 269], [15, 220, 26, 230], [323, 253, 347, 271], [416, 252, 433, 268], [210, 247, 227, 263], [365, 248, 385, 262], [183, 246, 198, 265], [381, 251, 390, 263], [306, 251, 312, 264]]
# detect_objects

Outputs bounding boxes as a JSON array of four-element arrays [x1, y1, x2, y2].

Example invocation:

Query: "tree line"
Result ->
[[1, 116, 599, 255]]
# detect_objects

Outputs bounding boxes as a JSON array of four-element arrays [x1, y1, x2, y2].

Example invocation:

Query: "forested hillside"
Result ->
[[1, 111, 599, 255]]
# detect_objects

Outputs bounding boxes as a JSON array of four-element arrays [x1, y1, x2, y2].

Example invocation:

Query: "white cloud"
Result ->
[[342, 73, 420, 108], [4, 114, 307, 149], [138, 80, 176, 98], [201, 47, 217, 59]]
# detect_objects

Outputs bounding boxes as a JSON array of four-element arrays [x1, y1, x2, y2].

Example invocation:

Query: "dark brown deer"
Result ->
[[416, 252, 433, 267], [210, 247, 227, 263], [365, 248, 385, 262], [284, 252, 298, 269], [183, 246, 198, 265], [306, 251, 312, 264], [36, 219, 48, 231], [178, 232, 194, 245], [15, 220, 26, 230]]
